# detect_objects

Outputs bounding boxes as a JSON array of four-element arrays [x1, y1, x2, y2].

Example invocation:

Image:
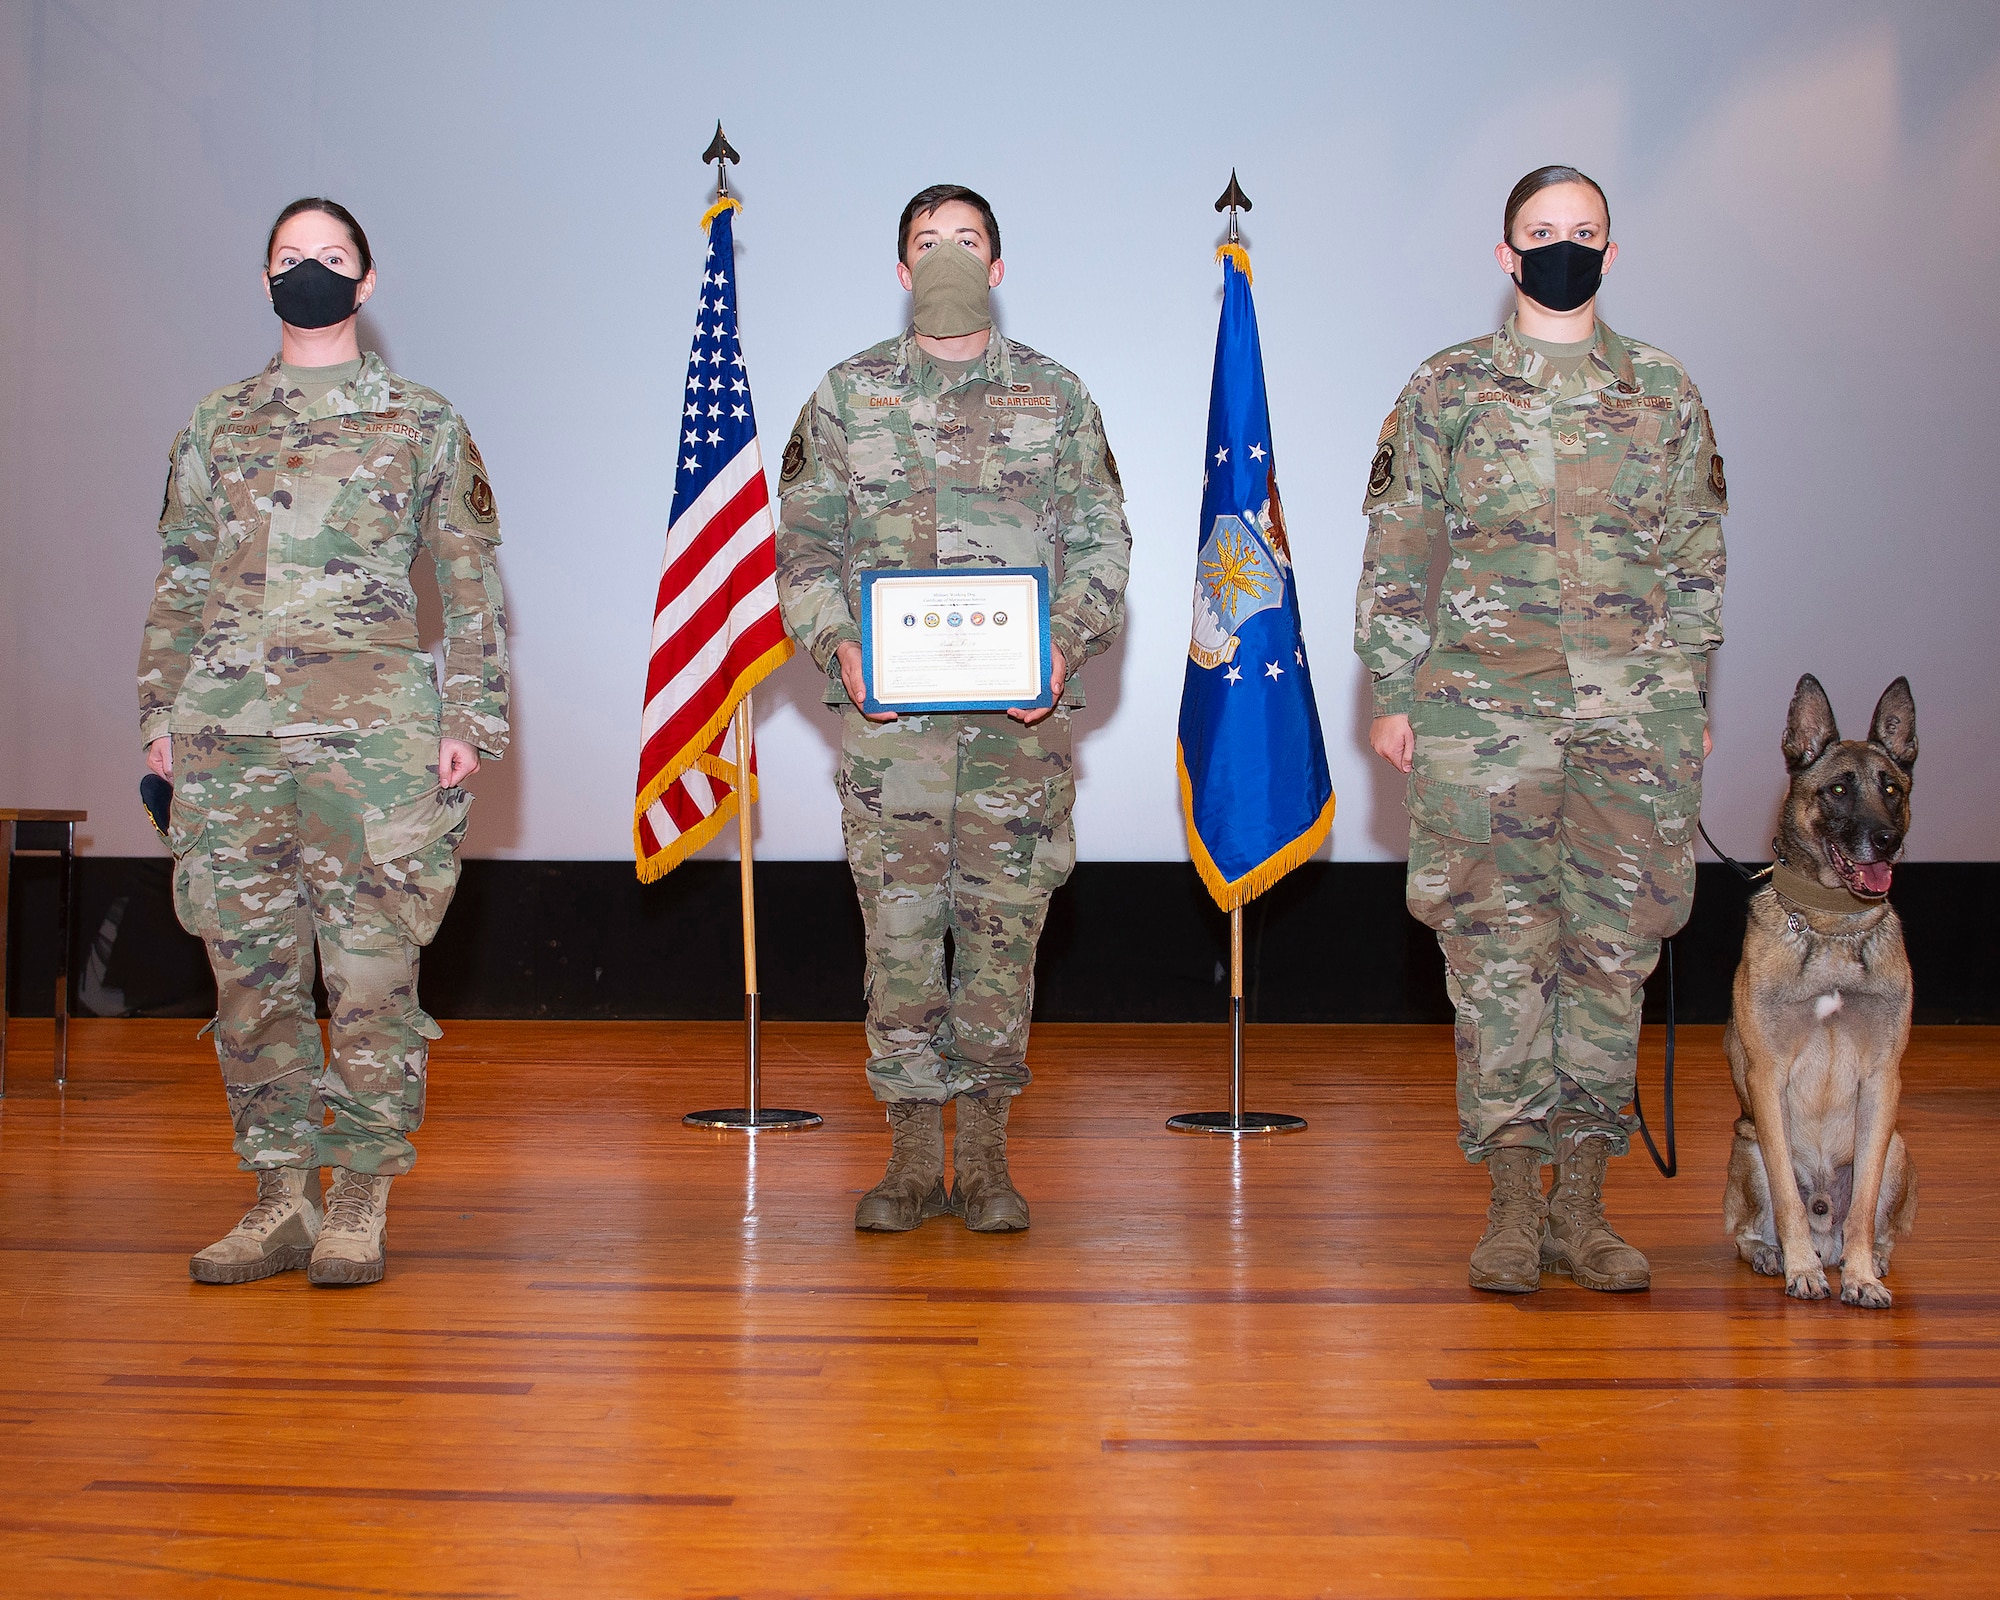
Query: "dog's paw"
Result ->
[[1872, 1251, 1893, 1279], [1785, 1265, 1831, 1300], [1841, 1275, 1893, 1309], [1749, 1245, 1783, 1277]]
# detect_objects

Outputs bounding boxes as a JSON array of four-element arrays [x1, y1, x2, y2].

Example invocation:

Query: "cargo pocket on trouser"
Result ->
[[1626, 784, 1699, 941], [166, 798, 222, 941], [361, 787, 471, 948], [1404, 774, 1496, 934]]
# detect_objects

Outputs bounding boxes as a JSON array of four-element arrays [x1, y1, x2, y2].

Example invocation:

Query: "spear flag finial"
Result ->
[[703, 121, 741, 198], [1214, 169, 1252, 216], [1215, 169, 1251, 244], [1200, 170, 1248, 245]]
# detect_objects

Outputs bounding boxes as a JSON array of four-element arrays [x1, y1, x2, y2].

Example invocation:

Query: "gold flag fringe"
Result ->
[[1177, 745, 1335, 910], [632, 635, 794, 883], [1215, 242, 1253, 284], [698, 195, 743, 233]]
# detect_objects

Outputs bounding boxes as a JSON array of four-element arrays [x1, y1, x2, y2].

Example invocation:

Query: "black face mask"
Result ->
[[1511, 239, 1604, 314], [268, 257, 361, 329]]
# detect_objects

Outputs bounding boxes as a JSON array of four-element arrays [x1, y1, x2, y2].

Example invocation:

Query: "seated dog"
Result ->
[[1722, 674, 1919, 1308]]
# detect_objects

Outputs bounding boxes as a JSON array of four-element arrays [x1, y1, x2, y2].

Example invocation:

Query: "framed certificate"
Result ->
[[858, 567, 1054, 715]]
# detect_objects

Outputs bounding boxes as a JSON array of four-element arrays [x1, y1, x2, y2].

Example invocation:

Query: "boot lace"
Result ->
[[238, 1170, 303, 1235], [880, 1104, 942, 1189], [1552, 1138, 1613, 1233], [1486, 1152, 1545, 1232], [324, 1174, 380, 1235], [957, 1099, 1011, 1191]]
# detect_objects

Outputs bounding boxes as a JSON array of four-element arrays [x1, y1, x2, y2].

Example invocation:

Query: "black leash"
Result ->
[[1633, 825, 1773, 1179], [1697, 819, 1774, 887], [1634, 940, 1677, 1177]]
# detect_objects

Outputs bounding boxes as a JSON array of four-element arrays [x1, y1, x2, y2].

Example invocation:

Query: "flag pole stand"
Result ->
[[1167, 903, 1306, 1136], [685, 692, 821, 1133]]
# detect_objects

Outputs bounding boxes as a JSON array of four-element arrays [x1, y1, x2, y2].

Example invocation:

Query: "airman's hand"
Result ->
[[1369, 714, 1414, 774], [146, 736, 173, 783], [439, 738, 480, 788], [1008, 648, 1066, 726], [836, 639, 896, 722]]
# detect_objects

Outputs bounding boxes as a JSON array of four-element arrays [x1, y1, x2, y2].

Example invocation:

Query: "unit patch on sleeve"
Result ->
[[780, 401, 812, 488], [1368, 442, 1395, 500], [453, 429, 499, 529]]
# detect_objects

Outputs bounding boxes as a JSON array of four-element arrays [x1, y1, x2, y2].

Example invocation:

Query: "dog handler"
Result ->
[[1355, 165, 1727, 1293], [139, 198, 509, 1286]]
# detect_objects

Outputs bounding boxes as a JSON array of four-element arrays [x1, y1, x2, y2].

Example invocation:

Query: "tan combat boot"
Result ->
[[308, 1169, 394, 1286], [1542, 1133, 1651, 1292], [855, 1102, 953, 1232], [189, 1167, 322, 1284], [953, 1092, 1029, 1233], [1469, 1147, 1546, 1293]]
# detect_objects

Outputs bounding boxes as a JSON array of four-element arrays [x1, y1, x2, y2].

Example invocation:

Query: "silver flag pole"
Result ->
[[1168, 902, 1305, 1136]]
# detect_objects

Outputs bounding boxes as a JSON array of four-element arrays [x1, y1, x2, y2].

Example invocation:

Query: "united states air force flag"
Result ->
[[1176, 244, 1334, 909]]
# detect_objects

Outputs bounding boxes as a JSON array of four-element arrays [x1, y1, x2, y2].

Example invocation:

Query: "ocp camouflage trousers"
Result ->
[[1405, 703, 1704, 1162], [838, 707, 1076, 1103], [168, 725, 468, 1176]]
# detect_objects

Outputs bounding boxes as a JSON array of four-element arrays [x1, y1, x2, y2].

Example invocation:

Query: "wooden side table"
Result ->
[[1, 809, 87, 1095]]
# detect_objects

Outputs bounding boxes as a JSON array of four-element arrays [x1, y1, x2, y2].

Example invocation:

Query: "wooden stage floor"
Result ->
[[1, 1019, 1995, 1599]]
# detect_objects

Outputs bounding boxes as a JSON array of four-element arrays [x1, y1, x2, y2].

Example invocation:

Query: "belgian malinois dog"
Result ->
[[1723, 674, 1918, 1307]]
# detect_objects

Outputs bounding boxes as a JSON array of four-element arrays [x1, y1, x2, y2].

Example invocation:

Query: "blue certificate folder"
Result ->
[[858, 566, 1054, 716]]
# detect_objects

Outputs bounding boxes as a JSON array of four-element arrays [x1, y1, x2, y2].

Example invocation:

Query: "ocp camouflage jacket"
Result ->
[[775, 330, 1131, 706], [138, 352, 510, 754], [1355, 316, 1726, 720]]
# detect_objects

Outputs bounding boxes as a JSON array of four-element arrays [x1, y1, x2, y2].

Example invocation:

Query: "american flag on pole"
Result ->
[[633, 198, 794, 880]]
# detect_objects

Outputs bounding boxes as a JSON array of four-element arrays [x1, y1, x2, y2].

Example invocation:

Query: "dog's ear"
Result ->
[[1868, 677, 1917, 772], [1783, 673, 1839, 771]]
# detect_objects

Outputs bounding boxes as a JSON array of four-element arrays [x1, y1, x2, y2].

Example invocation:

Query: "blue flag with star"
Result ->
[[1176, 245, 1334, 908]]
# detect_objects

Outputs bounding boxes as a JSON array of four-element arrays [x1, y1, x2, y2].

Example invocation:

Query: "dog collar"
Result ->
[[1769, 860, 1886, 919]]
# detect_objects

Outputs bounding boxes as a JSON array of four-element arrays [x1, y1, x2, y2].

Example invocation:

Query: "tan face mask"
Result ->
[[909, 241, 993, 338]]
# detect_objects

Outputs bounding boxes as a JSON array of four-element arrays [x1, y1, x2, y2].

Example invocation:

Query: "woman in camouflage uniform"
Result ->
[[139, 199, 509, 1287], [1355, 166, 1727, 1295]]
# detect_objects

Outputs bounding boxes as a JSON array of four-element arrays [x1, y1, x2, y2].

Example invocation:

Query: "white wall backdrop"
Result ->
[[4, 0, 1997, 863]]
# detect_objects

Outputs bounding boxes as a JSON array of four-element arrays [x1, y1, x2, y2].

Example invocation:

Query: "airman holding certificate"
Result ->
[[775, 183, 1131, 1234]]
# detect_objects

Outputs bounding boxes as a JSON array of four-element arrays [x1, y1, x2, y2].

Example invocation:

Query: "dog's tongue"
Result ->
[[1858, 862, 1893, 896]]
